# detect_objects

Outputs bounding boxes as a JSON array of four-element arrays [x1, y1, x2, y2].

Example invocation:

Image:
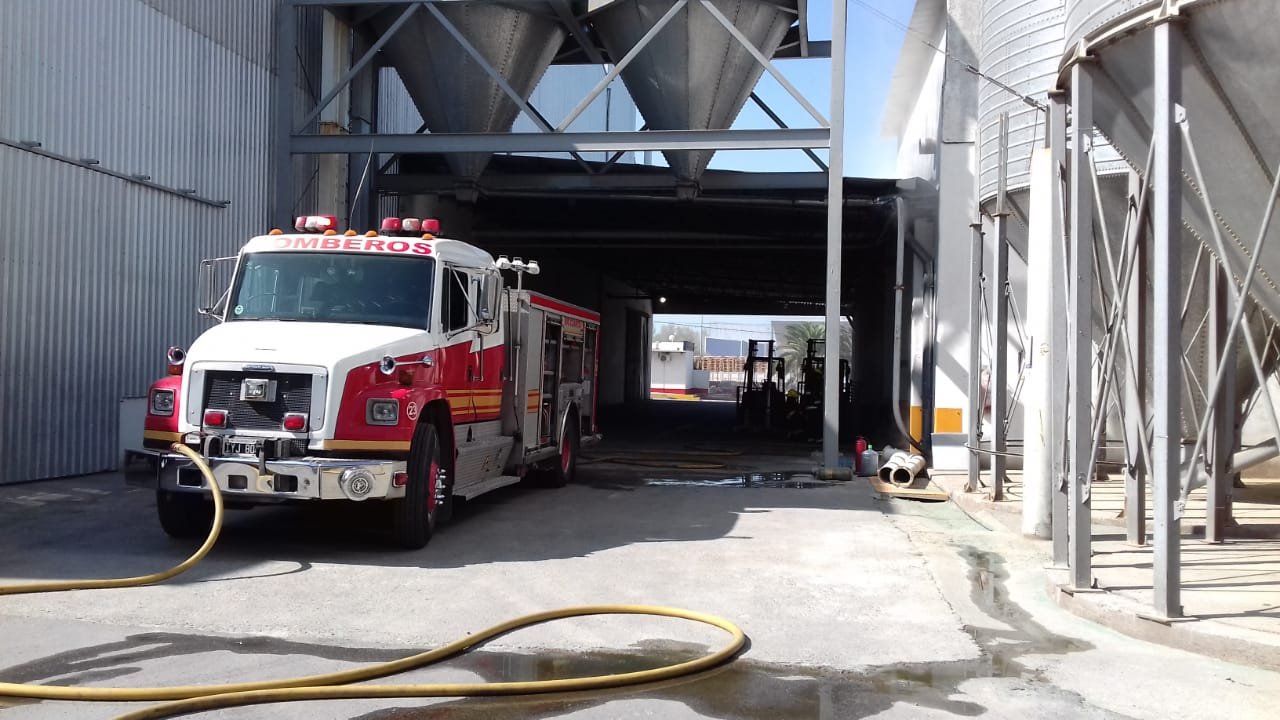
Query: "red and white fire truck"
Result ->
[[125, 215, 600, 548]]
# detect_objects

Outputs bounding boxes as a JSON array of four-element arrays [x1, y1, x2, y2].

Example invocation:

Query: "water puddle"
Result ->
[[643, 472, 832, 489]]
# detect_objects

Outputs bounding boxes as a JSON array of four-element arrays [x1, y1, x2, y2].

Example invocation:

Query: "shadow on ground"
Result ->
[[0, 401, 850, 579]]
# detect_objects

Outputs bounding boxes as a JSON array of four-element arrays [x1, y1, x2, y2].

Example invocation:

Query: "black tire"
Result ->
[[156, 489, 214, 539], [545, 416, 580, 488], [391, 421, 452, 549]]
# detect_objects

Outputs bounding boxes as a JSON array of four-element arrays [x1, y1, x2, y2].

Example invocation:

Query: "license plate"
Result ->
[[223, 438, 261, 456]]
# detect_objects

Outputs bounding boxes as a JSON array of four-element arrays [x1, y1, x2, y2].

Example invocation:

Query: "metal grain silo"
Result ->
[[1064, 0, 1280, 323], [589, 0, 795, 180], [1062, 0, 1280, 421], [979, 0, 1128, 231], [369, 2, 568, 179]]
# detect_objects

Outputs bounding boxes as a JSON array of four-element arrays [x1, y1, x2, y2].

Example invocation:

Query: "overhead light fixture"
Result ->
[[658, 296, 667, 304]]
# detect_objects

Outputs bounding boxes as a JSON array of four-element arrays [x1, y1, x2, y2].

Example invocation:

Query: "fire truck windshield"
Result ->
[[227, 252, 435, 329]]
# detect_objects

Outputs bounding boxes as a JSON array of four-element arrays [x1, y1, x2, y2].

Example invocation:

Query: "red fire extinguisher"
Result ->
[[854, 436, 868, 474]]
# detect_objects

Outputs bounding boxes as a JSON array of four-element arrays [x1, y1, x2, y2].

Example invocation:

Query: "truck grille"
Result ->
[[203, 371, 313, 431]]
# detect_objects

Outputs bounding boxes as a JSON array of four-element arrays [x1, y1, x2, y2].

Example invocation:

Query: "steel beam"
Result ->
[[700, 0, 829, 127], [1151, 19, 1182, 618], [548, 0, 606, 65], [295, 2, 419, 134], [967, 220, 984, 493], [821, 0, 847, 468], [292, 128, 831, 154], [557, 0, 688, 132], [1068, 63, 1094, 591], [992, 113, 1011, 502], [750, 93, 828, 172], [273, 1, 298, 225], [1207, 263, 1236, 543], [1048, 93, 1069, 568], [1124, 169, 1148, 545], [377, 170, 834, 193]]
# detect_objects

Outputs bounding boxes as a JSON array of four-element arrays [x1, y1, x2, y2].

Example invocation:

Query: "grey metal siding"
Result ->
[[0, 0, 281, 482]]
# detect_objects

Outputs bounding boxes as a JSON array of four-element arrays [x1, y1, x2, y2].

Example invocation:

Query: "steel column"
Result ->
[[1068, 63, 1094, 591], [1152, 19, 1183, 618], [821, 0, 847, 468], [992, 113, 1011, 502], [967, 220, 984, 493], [273, 1, 298, 226], [1207, 263, 1236, 542], [1049, 93, 1069, 567], [1124, 169, 1148, 545], [346, 27, 377, 231]]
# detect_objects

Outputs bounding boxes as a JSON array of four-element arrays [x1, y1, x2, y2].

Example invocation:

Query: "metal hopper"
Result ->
[[370, 2, 568, 179], [590, 0, 796, 180]]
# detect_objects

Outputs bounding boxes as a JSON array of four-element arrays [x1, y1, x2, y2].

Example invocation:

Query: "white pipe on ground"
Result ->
[[890, 454, 928, 486], [878, 451, 911, 484]]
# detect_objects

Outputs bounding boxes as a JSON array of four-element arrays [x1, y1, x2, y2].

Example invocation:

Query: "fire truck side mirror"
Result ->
[[477, 271, 502, 328], [197, 256, 236, 321]]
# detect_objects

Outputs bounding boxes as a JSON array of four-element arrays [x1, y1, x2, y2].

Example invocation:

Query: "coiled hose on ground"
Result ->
[[0, 444, 747, 719]]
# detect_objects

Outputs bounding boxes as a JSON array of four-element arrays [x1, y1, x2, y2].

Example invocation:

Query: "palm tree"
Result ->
[[776, 321, 852, 390]]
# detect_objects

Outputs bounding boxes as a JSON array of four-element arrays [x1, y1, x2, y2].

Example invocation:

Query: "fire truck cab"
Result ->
[[125, 216, 600, 548]]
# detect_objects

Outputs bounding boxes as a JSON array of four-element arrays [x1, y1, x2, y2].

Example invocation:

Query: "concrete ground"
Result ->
[[1, 401, 1278, 718], [937, 469, 1280, 672]]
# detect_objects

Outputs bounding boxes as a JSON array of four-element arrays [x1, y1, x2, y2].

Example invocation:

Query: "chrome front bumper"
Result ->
[[123, 449, 407, 501]]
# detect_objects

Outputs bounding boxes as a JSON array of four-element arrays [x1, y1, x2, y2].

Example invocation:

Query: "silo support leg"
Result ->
[[1067, 62, 1095, 592], [1048, 93, 1070, 568], [1151, 19, 1182, 619]]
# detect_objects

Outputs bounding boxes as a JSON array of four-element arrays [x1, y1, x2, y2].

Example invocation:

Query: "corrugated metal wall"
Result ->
[[0, 0, 319, 482]]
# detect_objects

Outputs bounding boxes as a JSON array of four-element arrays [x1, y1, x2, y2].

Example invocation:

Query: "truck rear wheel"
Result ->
[[156, 489, 214, 539], [391, 421, 451, 549], [544, 416, 580, 488]]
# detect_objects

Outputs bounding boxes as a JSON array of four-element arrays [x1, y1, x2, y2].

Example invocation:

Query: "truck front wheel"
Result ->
[[390, 421, 451, 549], [156, 489, 214, 539]]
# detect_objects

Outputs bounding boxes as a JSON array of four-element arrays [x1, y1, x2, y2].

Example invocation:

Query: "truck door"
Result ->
[[539, 318, 562, 445], [469, 270, 503, 423], [443, 266, 476, 425]]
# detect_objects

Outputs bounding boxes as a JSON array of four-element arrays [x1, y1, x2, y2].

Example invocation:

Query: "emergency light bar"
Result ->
[[379, 217, 442, 236], [294, 215, 338, 233]]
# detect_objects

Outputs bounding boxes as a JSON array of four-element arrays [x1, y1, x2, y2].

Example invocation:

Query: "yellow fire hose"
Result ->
[[0, 444, 747, 719]]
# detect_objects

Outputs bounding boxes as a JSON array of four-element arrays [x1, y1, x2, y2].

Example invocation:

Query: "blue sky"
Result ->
[[705, 0, 918, 178]]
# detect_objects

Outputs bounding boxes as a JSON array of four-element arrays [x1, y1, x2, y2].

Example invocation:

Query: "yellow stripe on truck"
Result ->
[[320, 440, 411, 452], [143, 430, 184, 442]]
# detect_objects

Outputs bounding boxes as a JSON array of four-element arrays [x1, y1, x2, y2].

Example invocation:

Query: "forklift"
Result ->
[[795, 338, 852, 440], [736, 339, 786, 431]]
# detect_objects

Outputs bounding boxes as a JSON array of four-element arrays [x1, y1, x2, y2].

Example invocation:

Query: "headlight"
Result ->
[[150, 389, 175, 416], [366, 399, 400, 425]]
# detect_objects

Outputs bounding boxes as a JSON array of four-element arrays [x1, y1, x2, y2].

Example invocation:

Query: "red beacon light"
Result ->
[[380, 217, 440, 236], [294, 215, 338, 233]]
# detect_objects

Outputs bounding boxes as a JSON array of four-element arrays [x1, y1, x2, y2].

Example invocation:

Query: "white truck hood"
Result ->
[[188, 320, 426, 370]]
